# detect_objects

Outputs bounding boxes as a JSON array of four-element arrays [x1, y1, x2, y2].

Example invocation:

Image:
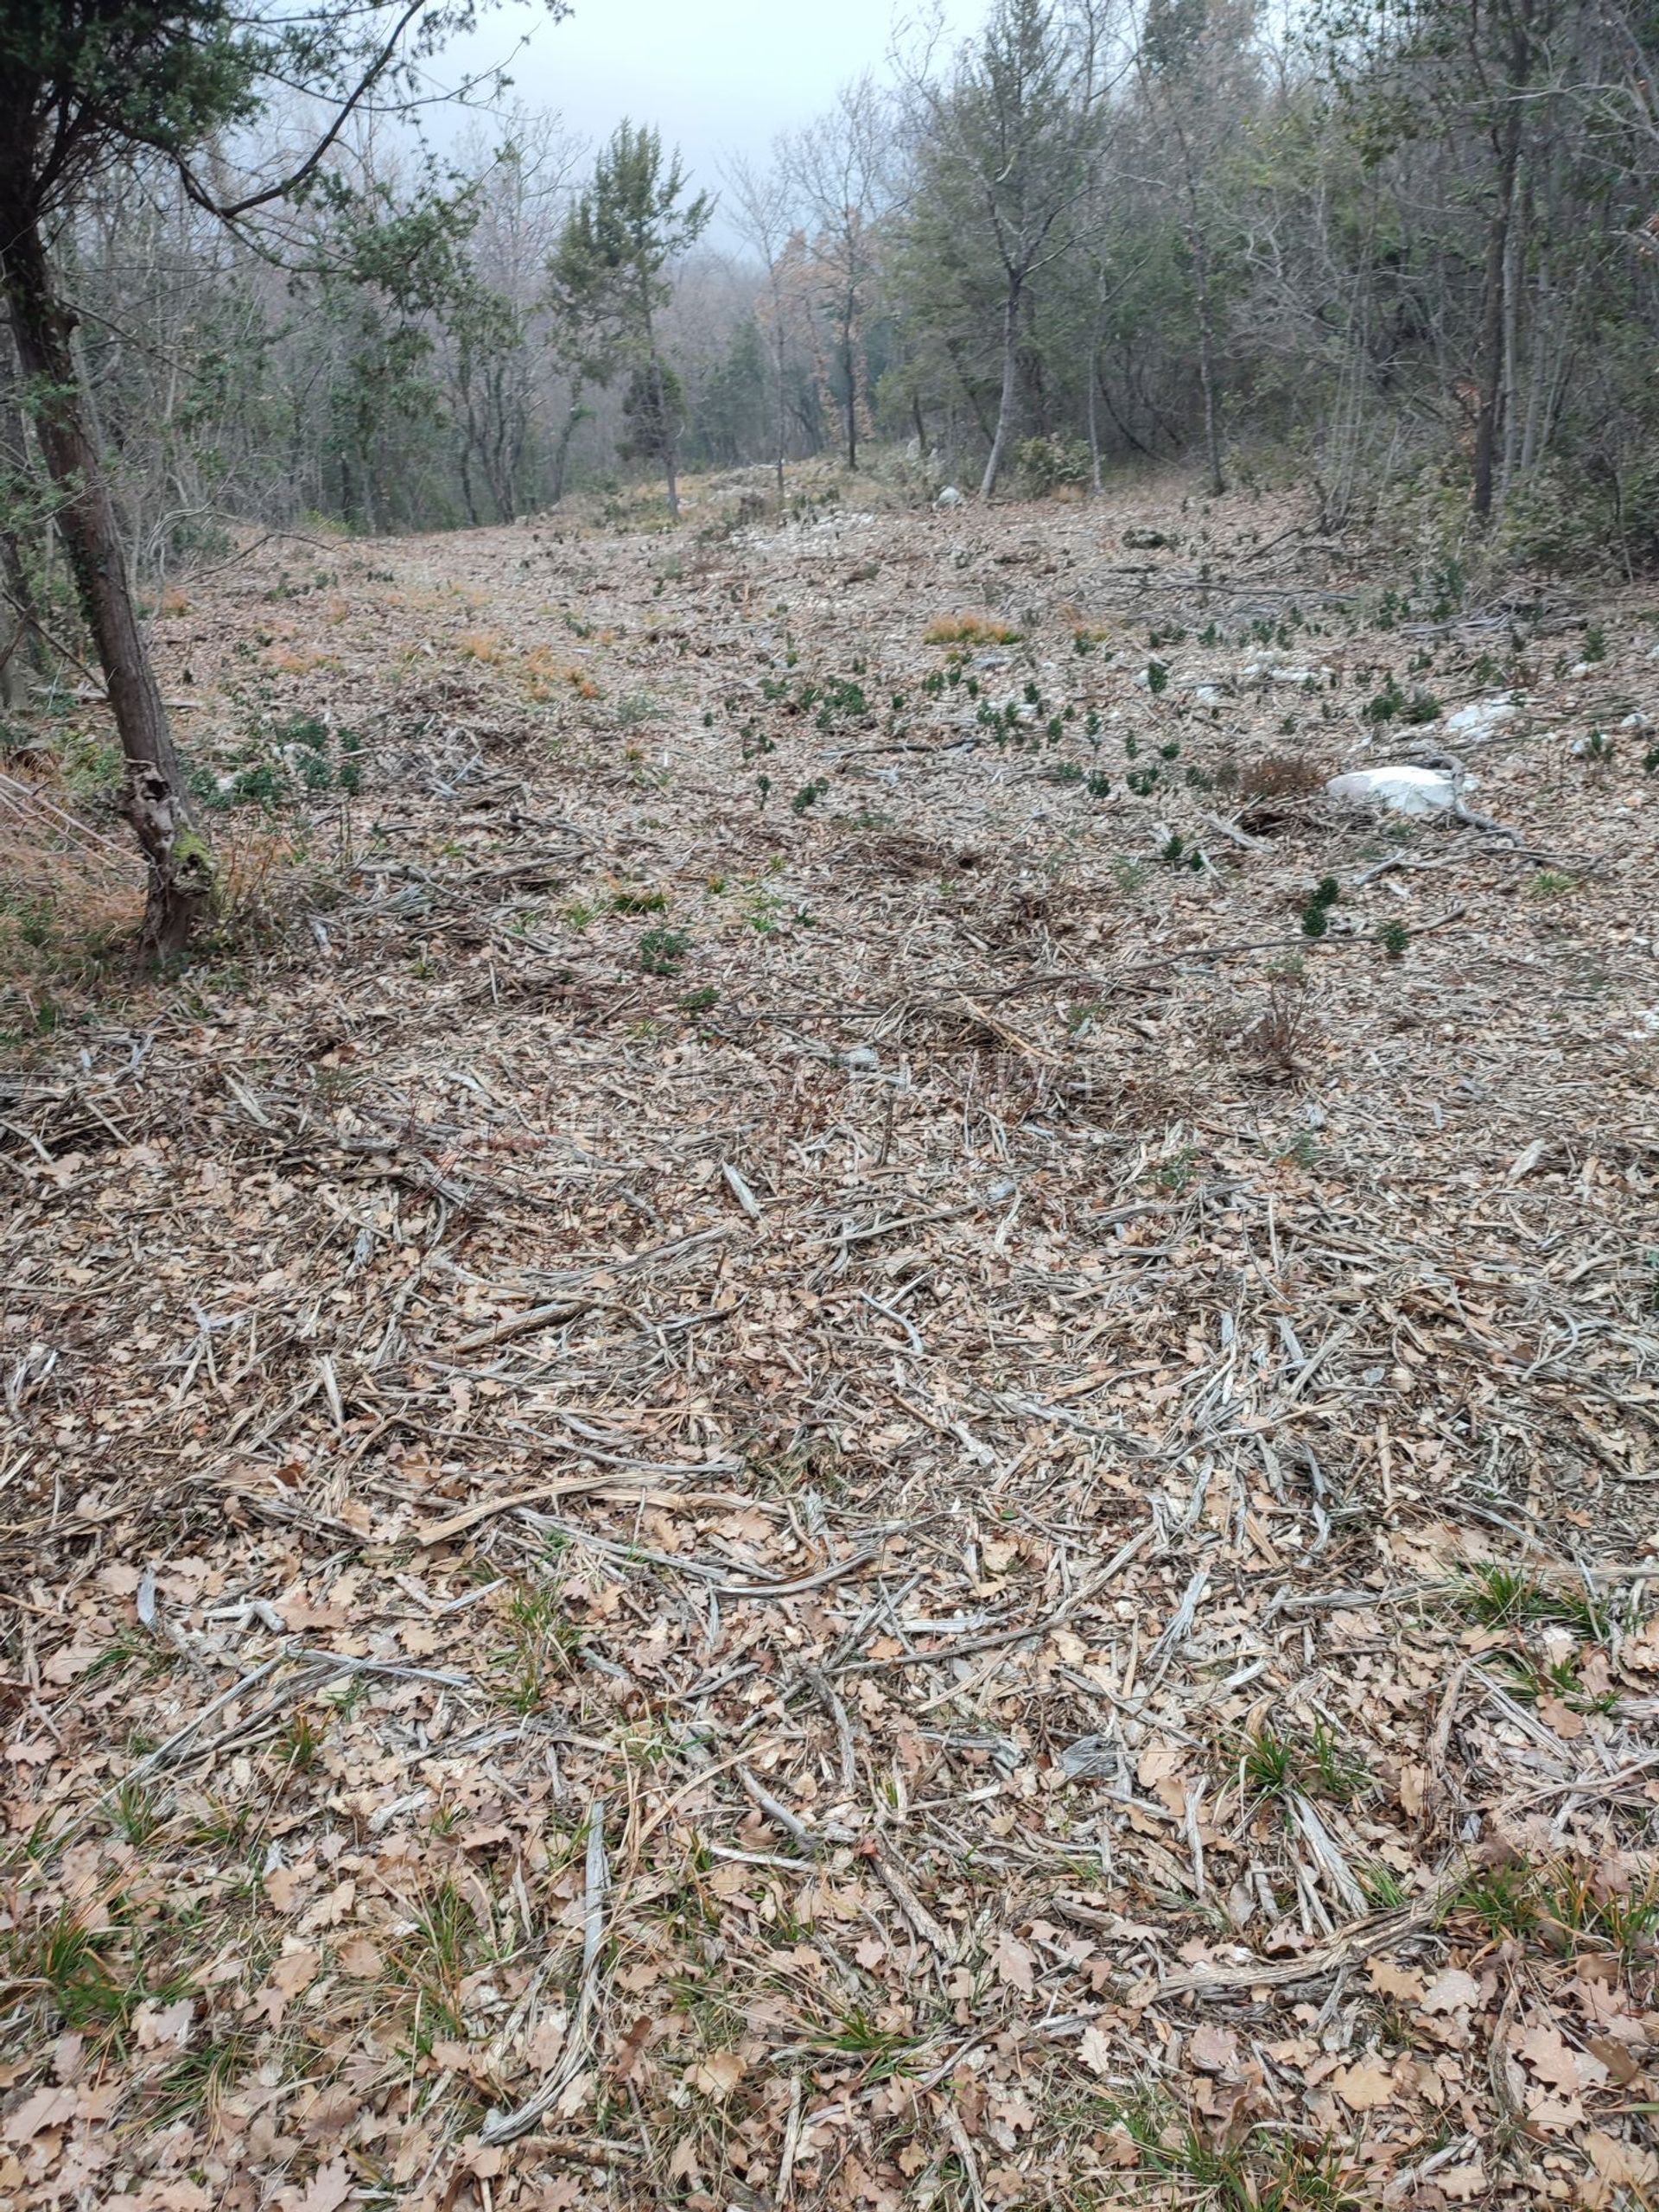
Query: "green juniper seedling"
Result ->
[[639, 926, 690, 976], [1300, 874, 1340, 936]]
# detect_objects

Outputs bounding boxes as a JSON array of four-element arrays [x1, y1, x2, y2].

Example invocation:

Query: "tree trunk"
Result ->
[[1498, 159, 1527, 503], [980, 280, 1021, 499], [1472, 96, 1522, 526], [0, 370, 48, 695], [0, 181, 211, 957], [550, 383, 585, 506], [1085, 332, 1103, 496], [652, 353, 680, 521], [771, 280, 789, 505], [1189, 219, 1224, 497], [842, 301, 858, 472]]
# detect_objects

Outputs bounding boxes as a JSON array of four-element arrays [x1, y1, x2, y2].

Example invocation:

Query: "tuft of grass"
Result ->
[[148, 2029, 259, 2126], [1452, 1860, 1542, 1941], [1108, 2097, 1363, 2209], [613, 690, 659, 728], [387, 1872, 491, 2037], [111, 1781, 168, 1847], [1241, 1722, 1300, 1804], [810, 2003, 918, 2084], [81, 1631, 179, 1689], [1358, 1864, 1409, 1910], [925, 613, 1021, 646], [1236, 1718, 1368, 1814], [271, 1707, 327, 1777], [1541, 1865, 1659, 1964], [0, 1897, 177, 2044], [1451, 1852, 1659, 1964], [1457, 1564, 1606, 1637], [490, 1584, 581, 1713]]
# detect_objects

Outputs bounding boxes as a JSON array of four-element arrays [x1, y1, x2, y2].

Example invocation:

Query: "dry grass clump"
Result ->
[[0, 767, 143, 1034], [1240, 749, 1331, 801], [924, 612, 1022, 646], [266, 643, 338, 677], [1238, 967, 1321, 1079], [522, 644, 601, 701]]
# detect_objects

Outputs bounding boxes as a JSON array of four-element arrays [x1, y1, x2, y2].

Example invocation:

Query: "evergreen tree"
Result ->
[[552, 124, 711, 518], [903, 0, 1112, 498]]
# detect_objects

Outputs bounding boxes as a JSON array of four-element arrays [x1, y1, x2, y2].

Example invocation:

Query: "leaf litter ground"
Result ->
[[3, 472, 1658, 2210]]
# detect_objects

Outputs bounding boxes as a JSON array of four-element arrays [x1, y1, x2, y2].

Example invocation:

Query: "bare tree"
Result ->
[[782, 78, 893, 473], [722, 152, 804, 502]]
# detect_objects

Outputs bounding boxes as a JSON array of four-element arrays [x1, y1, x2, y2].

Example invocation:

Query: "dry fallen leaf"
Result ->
[[1584, 2128, 1659, 2189], [1188, 2022, 1239, 2073], [276, 2158, 352, 2212], [300, 2086, 359, 2144], [992, 1929, 1036, 1997], [1535, 1694, 1584, 1740], [270, 1947, 321, 2001], [1418, 1967, 1482, 2016], [687, 2050, 747, 2100], [1516, 2020, 1605, 2093], [4, 2087, 76, 2145], [1332, 2059, 1396, 2111], [1366, 1959, 1425, 2004], [334, 1937, 382, 1978], [133, 1998, 194, 2050]]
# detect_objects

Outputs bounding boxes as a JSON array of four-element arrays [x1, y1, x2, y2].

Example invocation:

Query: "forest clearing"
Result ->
[[3, 469, 1658, 2209]]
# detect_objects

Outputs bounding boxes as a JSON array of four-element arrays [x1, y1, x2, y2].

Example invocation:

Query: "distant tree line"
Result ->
[[11, 0, 1656, 574]]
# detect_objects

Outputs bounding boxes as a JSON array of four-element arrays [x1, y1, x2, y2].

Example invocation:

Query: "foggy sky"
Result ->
[[439, 0, 983, 207]]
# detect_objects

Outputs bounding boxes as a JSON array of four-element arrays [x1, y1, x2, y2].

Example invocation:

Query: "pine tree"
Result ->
[[551, 124, 711, 519]]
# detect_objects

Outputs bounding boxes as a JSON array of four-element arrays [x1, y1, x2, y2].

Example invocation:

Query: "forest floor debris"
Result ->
[[3, 468, 1658, 2209]]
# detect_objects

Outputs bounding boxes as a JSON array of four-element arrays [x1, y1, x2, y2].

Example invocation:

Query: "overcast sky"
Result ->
[[440, 0, 982, 213]]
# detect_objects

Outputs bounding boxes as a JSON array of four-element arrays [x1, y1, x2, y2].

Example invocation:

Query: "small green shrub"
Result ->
[[1015, 434, 1090, 494], [638, 927, 690, 976]]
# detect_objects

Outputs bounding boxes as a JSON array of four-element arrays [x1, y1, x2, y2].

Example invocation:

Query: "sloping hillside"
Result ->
[[3, 477, 1657, 2209]]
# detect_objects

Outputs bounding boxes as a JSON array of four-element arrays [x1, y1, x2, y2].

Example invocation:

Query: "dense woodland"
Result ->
[[10, 0, 1659, 586]]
